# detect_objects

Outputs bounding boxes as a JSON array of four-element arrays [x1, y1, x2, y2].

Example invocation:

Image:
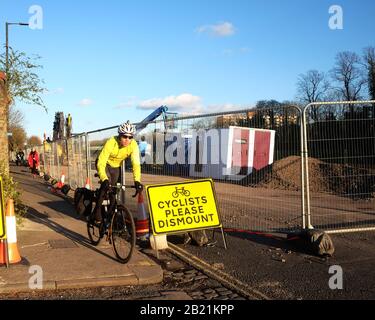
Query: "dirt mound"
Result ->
[[257, 156, 324, 192], [258, 156, 375, 197]]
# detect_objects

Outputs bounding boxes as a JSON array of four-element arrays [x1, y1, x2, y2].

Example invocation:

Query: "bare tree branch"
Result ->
[[330, 51, 367, 101]]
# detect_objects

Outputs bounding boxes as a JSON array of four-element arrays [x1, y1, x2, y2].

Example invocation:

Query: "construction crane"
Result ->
[[135, 105, 178, 133], [53, 112, 65, 140]]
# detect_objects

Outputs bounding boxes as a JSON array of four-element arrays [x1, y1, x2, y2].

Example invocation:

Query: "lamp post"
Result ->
[[5, 22, 29, 75]]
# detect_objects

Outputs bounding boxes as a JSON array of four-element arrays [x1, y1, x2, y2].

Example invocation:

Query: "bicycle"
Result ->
[[86, 183, 137, 264]]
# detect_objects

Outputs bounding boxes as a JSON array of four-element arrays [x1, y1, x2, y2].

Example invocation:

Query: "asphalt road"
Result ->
[[172, 228, 375, 300]]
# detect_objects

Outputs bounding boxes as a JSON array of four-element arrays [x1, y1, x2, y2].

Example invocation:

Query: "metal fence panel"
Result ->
[[304, 101, 375, 232], [121, 106, 304, 233], [28, 105, 304, 233], [66, 135, 88, 189]]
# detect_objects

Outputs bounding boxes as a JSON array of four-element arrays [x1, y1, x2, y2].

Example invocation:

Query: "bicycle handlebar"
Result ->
[[94, 173, 141, 198], [108, 184, 139, 198]]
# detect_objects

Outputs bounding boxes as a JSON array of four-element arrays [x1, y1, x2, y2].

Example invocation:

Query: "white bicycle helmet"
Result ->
[[118, 120, 136, 136]]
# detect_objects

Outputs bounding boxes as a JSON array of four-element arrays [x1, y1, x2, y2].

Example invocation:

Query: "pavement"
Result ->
[[0, 165, 163, 294]]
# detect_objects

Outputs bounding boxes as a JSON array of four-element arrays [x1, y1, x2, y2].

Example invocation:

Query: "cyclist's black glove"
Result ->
[[101, 179, 110, 191], [133, 181, 144, 197]]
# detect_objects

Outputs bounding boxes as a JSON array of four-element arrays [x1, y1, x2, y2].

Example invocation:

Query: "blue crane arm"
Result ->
[[135, 105, 169, 132]]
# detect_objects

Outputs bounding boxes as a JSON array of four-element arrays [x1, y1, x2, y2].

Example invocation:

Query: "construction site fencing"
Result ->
[[29, 105, 305, 234], [21, 101, 375, 235], [303, 101, 375, 233]]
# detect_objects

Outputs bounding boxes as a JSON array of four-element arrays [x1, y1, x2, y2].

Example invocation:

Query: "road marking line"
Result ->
[[20, 242, 48, 249]]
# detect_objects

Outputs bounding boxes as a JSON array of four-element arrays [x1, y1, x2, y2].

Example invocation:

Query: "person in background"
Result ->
[[28, 149, 40, 177], [138, 136, 151, 165], [66, 114, 72, 138], [15, 150, 25, 166]]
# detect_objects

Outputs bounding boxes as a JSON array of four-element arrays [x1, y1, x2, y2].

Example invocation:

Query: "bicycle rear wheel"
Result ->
[[111, 205, 136, 263]]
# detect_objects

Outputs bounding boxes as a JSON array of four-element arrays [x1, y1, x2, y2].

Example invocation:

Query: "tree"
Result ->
[[330, 51, 367, 113], [8, 104, 25, 128], [8, 105, 27, 152], [363, 47, 375, 118], [296, 70, 331, 103], [296, 70, 331, 121], [9, 126, 27, 152], [0, 73, 11, 172], [363, 47, 375, 100], [27, 136, 42, 148], [191, 118, 217, 130], [255, 100, 284, 128], [0, 48, 46, 110], [0, 48, 46, 174]]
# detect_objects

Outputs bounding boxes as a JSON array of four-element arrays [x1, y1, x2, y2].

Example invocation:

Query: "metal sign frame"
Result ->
[[146, 179, 227, 249], [0, 177, 9, 268], [0, 177, 6, 239]]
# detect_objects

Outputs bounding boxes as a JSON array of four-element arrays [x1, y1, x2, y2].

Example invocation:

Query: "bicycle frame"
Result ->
[[99, 184, 135, 230]]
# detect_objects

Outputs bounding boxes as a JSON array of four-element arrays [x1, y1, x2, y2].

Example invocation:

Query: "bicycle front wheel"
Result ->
[[87, 205, 104, 246], [87, 219, 102, 246], [110, 205, 136, 264]]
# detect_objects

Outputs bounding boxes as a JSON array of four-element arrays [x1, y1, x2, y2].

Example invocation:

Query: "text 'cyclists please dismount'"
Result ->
[[146, 179, 222, 235]]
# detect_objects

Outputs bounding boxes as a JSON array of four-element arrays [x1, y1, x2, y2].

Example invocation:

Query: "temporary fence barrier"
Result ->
[[29, 105, 304, 233], [27, 101, 375, 235], [303, 100, 375, 233]]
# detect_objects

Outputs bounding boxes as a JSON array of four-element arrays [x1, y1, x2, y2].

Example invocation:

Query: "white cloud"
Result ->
[[136, 93, 247, 116], [78, 98, 93, 106], [138, 93, 204, 113], [196, 22, 236, 37]]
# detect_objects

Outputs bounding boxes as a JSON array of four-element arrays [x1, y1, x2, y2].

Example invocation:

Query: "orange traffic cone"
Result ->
[[56, 172, 65, 189], [0, 199, 22, 265], [85, 177, 91, 190], [135, 192, 149, 238]]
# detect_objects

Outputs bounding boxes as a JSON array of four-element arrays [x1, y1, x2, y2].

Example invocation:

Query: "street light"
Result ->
[[4, 22, 29, 176], [5, 22, 29, 75]]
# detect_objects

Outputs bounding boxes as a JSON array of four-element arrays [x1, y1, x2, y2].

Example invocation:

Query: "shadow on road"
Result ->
[[39, 201, 79, 220], [171, 228, 319, 257], [25, 206, 119, 263], [224, 230, 297, 251]]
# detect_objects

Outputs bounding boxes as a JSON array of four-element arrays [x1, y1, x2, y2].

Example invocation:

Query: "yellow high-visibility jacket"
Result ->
[[43, 141, 51, 152], [97, 136, 141, 182]]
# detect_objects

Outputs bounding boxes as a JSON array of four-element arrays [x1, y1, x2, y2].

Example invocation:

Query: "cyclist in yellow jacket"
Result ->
[[94, 121, 143, 223]]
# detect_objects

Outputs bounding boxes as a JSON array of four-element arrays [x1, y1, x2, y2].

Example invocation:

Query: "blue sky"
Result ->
[[1, 0, 374, 139]]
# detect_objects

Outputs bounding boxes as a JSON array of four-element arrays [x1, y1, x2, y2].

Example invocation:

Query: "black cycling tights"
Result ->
[[94, 165, 121, 220]]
